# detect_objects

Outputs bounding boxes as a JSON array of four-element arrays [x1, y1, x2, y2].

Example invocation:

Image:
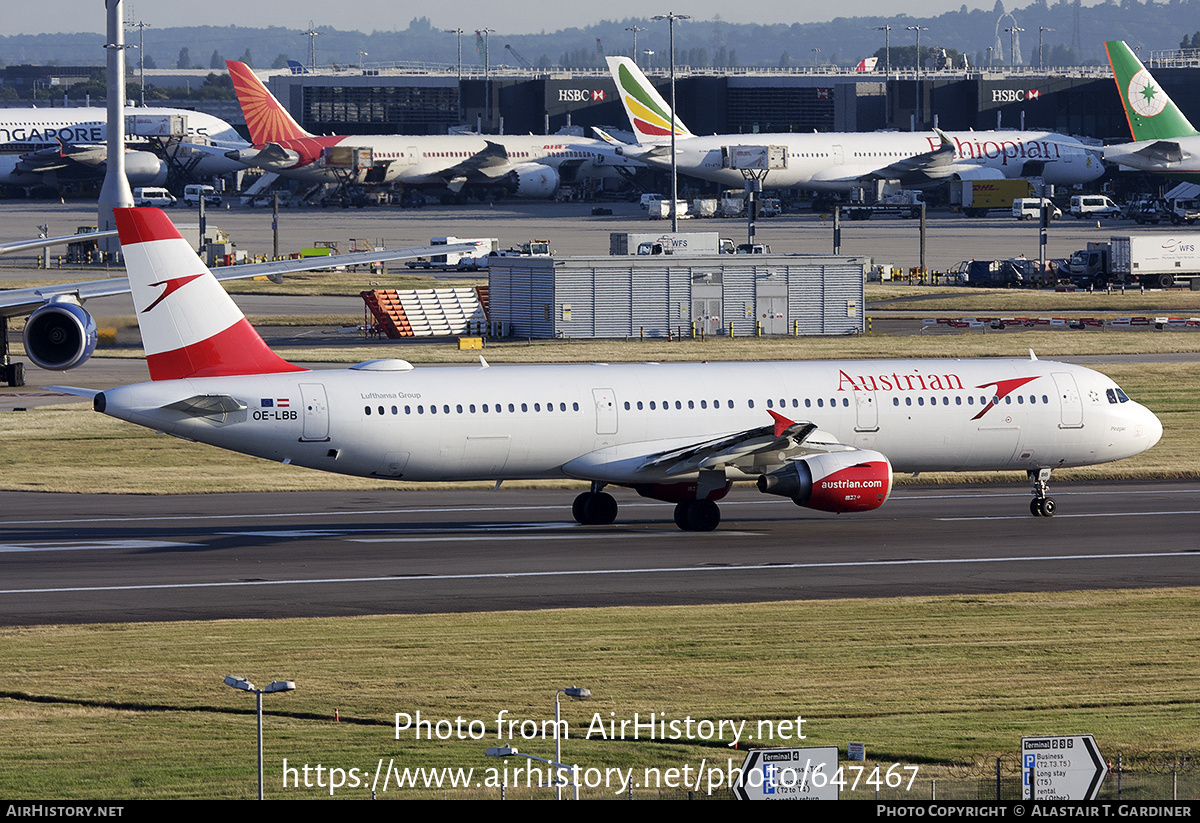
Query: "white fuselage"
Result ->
[[97, 358, 1160, 487], [639, 130, 1102, 190], [0, 106, 248, 179]]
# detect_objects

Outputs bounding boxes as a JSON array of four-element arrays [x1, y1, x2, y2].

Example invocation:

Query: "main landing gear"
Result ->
[[1028, 468, 1057, 517], [673, 499, 721, 532], [572, 483, 618, 525]]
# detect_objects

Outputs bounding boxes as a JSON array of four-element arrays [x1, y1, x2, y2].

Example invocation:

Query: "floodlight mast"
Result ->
[[224, 675, 296, 799], [653, 12, 689, 232]]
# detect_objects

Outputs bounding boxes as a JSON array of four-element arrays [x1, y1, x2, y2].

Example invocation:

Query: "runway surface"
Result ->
[[2, 481, 1198, 625]]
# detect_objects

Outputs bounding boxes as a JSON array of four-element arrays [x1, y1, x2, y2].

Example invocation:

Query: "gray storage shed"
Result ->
[[487, 254, 868, 339]]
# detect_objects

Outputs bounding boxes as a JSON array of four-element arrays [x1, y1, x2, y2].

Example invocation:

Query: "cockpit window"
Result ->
[[1106, 388, 1118, 404], [1116, 388, 1129, 403]]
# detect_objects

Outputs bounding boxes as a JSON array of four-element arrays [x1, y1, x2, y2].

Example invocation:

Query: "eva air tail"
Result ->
[[605, 56, 694, 144], [1105, 40, 1199, 141]]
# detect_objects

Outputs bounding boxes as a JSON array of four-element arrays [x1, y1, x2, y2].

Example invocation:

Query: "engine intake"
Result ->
[[757, 450, 893, 513], [508, 163, 560, 198], [24, 301, 98, 371]]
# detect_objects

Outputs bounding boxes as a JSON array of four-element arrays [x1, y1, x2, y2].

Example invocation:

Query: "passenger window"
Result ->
[[573, 402, 579, 411], [521, 403, 528, 412], [365, 406, 371, 415]]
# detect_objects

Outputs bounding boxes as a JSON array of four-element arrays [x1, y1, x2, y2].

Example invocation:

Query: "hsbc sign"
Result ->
[[558, 89, 607, 102], [992, 88, 1042, 102]]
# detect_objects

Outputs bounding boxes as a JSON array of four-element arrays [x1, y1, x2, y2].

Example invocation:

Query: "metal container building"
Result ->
[[487, 254, 868, 339]]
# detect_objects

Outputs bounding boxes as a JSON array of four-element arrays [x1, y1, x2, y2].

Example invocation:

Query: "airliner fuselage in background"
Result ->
[[602, 56, 1103, 190], [0, 106, 248, 186], [70, 209, 1162, 532], [224, 61, 639, 198]]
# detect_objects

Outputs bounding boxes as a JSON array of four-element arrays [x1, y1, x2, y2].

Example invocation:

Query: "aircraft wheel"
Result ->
[[686, 499, 721, 532], [1038, 497, 1057, 518], [584, 492, 618, 525], [674, 501, 691, 530], [572, 492, 590, 524], [1030, 499, 1043, 517]]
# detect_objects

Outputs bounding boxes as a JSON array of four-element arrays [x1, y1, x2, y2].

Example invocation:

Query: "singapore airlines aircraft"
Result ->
[[600, 56, 1104, 190], [61, 208, 1161, 530], [223, 61, 639, 198], [0, 106, 248, 188], [1103, 40, 1200, 181]]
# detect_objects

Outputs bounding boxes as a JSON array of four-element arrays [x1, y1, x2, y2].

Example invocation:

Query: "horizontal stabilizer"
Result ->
[[163, 394, 248, 419]]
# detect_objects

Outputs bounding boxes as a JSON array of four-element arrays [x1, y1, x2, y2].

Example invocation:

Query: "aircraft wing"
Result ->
[[0, 242, 477, 319], [436, 141, 516, 182], [867, 128, 957, 183], [591, 127, 671, 164], [1107, 140, 1185, 165], [563, 411, 855, 483], [0, 230, 118, 257]]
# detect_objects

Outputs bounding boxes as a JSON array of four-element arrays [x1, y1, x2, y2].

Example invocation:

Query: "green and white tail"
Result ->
[[1106, 40, 1199, 141], [605, 56, 694, 143]]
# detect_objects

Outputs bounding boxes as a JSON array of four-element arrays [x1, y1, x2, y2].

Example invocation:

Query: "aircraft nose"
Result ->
[[1144, 406, 1163, 450]]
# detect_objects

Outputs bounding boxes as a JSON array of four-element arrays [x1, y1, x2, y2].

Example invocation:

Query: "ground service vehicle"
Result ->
[[1069, 234, 1200, 288], [1070, 195, 1121, 219], [951, 179, 1035, 217], [610, 232, 734, 256], [1013, 198, 1061, 220]]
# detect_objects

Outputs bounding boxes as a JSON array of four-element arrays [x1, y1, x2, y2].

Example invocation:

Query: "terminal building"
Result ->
[[260, 65, 1200, 142]]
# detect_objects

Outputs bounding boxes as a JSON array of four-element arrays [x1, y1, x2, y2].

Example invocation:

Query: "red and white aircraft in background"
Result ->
[[224, 61, 637, 199], [63, 209, 1161, 530]]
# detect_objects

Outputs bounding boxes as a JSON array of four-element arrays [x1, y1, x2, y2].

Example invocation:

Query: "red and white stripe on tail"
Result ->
[[115, 207, 307, 381]]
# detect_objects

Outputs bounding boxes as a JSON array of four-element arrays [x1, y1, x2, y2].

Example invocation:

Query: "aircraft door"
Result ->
[[405, 146, 419, 166], [854, 389, 879, 432], [299, 383, 330, 441], [1052, 372, 1084, 428], [592, 388, 618, 436], [833, 144, 844, 165]]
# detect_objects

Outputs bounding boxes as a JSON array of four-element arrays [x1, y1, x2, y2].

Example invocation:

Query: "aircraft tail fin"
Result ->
[[1105, 40, 1199, 141], [114, 208, 306, 381], [226, 60, 313, 144], [605, 56, 694, 143]]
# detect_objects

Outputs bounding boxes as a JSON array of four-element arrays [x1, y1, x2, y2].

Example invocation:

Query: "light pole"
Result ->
[[876, 24, 892, 77], [357, 50, 368, 70], [305, 23, 319, 72], [555, 686, 591, 799], [1039, 26, 1054, 71], [478, 28, 495, 128], [906, 26, 927, 127], [626, 25, 646, 68], [224, 675, 296, 800], [446, 29, 464, 121], [653, 12, 689, 232], [1005, 26, 1024, 66]]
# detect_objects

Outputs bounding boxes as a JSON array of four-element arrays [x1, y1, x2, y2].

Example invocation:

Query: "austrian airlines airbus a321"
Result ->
[[64, 209, 1161, 531]]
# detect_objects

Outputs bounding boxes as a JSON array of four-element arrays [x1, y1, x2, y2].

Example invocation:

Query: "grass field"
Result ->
[[2, 589, 1198, 799]]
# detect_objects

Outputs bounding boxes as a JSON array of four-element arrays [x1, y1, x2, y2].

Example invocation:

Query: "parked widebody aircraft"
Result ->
[[61, 208, 1162, 530], [223, 61, 640, 198], [0, 231, 476, 386], [600, 56, 1103, 190], [0, 106, 248, 189], [1103, 40, 1200, 181]]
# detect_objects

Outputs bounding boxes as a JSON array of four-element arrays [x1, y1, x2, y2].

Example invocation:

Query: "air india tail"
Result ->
[[1105, 40, 1199, 141], [226, 60, 313, 145], [114, 208, 306, 381], [605, 56, 694, 144]]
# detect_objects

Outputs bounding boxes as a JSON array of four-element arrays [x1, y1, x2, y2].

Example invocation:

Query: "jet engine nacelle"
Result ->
[[24, 300, 98, 371], [508, 163, 560, 198], [122, 151, 169, 187], [951, 166, 1006, 181], [756, 449, 893, 513]]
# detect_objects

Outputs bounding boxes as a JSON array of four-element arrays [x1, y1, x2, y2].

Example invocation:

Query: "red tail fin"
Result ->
[[226, 60, 312, 145], [115, 208, 306, 381]]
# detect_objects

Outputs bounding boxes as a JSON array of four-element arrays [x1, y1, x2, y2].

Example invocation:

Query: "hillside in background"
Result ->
[[2, 1, 1200, 71]]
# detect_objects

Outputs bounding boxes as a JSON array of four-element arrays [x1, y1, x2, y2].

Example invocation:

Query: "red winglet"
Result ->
[[768, 410, 795, 438]]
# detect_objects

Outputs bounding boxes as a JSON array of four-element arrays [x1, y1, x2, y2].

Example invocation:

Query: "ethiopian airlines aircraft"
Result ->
[[1103, 40, 1200, 181], [600, 56, 1103, 189], [59, 208, 1161, 531], [224, 61, 638, 198]]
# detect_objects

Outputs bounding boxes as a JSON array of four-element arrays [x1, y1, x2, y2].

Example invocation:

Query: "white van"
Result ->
[[1069, 195, 1121, 219], [132, 187, 175, 207], [1012, 197, 1061, 221], [183, 184, 222, 207]]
